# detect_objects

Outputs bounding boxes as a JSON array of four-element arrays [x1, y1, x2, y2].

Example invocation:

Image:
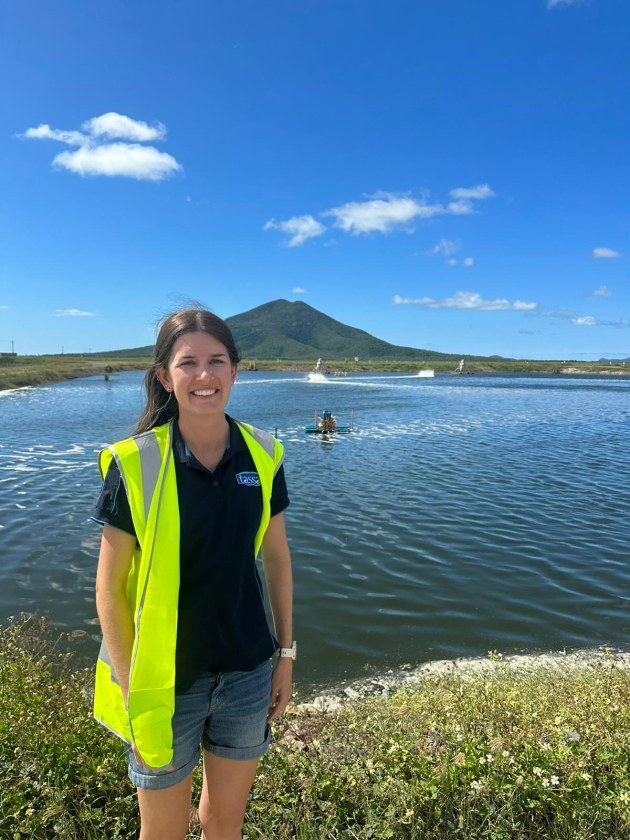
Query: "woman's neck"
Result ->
[[177, 412, 230, 453]]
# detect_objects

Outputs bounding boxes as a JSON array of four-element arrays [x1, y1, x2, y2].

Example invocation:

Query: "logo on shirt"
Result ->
[[236, 472, 261, 486]]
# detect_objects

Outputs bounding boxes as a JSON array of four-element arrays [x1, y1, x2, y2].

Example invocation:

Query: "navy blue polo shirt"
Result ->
[[93, 415, 289, 688]]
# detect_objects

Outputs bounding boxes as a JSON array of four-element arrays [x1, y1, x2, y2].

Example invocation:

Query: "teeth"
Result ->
[[193, 389, 217, 396]]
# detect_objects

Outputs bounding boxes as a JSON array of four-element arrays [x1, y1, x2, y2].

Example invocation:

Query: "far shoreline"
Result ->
[[1, 355, 628, 392]]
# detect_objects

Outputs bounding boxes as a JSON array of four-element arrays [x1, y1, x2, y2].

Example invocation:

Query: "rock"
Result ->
[[343, 687, 361, 700], [311, 695, 344, 713], [281, 732, 306, 750], [296, 647, 630, 714]]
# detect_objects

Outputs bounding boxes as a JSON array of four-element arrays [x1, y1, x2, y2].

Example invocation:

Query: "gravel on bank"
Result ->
[[296, 646, 630, 715]]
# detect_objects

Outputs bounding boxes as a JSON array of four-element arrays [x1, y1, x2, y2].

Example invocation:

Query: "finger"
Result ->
[[267, 693, 280, 721], [267, 691, 289, 721]]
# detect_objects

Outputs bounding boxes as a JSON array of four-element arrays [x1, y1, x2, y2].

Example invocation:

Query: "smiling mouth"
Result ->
[[192, 389, 218, 396]]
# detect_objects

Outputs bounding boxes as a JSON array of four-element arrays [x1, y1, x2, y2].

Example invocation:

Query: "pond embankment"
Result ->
[[0, 356, 150, 391], [3, 617, 630, 839], [2, 356, 628, 391]]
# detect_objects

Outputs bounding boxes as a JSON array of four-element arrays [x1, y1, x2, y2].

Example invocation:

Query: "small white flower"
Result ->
[[581, 772, 592, 781], [550, 775, 560, 786], [542, 778, 550, 788], [533, 767, 543, 777]]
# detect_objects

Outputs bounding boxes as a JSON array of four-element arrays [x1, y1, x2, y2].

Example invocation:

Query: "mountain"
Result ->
[[94, 299, 459, 361], [226, 299, 456, 361]]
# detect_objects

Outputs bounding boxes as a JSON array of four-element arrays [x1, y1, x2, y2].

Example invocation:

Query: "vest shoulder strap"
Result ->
[[235, 421, 284, 474], [99, 423, 172, 530]]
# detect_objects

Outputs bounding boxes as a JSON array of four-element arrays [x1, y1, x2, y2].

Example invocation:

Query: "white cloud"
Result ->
[[463, 257, 474, 267], [55, 309, 95, 317], [263, 215, 326, 247], [292, 287, 307, 294], [54, 143, 182, 181], [447, 258, 458, 266], [431, 238, 458, 257], [23, 124, 86, 145], [82, 113, 166, 142], [20, 113, 182, 181], [324, 193, 443, 235], [446, 200, 474, 216], [449, 184, 496, 201], [593, 247, 621, 259], [266, 185, 495, 245], [573, 315, 598, 326], [592, 285, 612, 297], [393, 291, 537, 311], [547, 0, 581, 8]]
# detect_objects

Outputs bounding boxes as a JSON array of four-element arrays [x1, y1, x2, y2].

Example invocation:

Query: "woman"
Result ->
[[93, 308, 294, 840]]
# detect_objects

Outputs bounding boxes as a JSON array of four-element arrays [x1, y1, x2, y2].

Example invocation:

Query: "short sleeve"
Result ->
[[270, 464, 290, 516], [93, 459, 137, 538]]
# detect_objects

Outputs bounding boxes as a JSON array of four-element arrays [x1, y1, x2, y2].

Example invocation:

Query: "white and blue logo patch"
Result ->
[[236, 471, 261, 487]]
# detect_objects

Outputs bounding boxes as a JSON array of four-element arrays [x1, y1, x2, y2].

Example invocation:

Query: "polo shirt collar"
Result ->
[[172, 414, 244, 466]]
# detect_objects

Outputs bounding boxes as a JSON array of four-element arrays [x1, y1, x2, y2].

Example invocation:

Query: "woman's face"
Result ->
[[158, 330, 237, 420]]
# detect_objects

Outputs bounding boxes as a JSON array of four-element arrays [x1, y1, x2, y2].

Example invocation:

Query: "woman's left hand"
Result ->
[[267, 657, 293, 722]]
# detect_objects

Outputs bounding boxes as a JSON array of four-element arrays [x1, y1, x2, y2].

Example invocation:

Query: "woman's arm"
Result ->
[[95, 524, 136, 704], [261, 512, 293, 722]]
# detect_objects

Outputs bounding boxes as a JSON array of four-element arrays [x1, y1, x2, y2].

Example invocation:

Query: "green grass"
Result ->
[[1, 353, 627, 391], [242, 358, 629, 375], [2, 617, 630, 838], [0, 355, 151, 391]]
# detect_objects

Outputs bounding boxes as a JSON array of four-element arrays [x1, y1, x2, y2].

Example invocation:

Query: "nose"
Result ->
[[197, 364, 216, 382]]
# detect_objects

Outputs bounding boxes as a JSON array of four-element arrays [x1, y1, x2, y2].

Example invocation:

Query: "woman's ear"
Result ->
[[156, 368, 171, 391]]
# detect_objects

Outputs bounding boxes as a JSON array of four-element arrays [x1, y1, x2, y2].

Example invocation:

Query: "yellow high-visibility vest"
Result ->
[[93, 420, 284, 768]]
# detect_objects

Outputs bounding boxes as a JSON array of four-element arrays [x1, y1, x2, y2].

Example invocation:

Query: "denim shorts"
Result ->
[[127, 658, 273, 790]]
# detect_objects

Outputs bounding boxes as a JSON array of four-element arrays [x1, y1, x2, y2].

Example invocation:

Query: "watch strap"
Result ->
[[278, 641, 297, 660]]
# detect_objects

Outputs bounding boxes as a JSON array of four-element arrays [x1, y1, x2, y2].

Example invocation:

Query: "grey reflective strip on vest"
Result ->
[[238, 423, 284, 475], [126, 424, 172, 749], [134, 430, 164, 521], [98, 639, 120, 685]]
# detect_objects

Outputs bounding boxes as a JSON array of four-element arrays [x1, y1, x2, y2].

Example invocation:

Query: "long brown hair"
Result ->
[[134, 309, 241, 434]]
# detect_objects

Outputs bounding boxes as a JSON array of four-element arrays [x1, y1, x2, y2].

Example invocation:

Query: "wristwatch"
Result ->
[[278, 641, 297, 660]]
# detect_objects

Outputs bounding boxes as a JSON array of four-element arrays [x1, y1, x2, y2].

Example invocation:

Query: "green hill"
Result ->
[[91, 345, 154, 358], [226, 299, 457, 361], [94, 299, 460, 361]]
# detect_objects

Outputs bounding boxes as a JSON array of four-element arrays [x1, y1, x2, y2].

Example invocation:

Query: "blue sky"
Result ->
[[2, 0, 629, 360]]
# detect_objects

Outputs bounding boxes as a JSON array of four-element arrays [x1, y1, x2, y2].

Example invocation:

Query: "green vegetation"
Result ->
[[1, 350, 626, 392], [0, 354, 151, 391], [2, 617, 630, 839], [3, 300, 627, 390], [241, 358, 629, 375], [227, 299, 459, 361]]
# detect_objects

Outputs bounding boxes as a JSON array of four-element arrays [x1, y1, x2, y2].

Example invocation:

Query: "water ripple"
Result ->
[[1, 371, 629, 690]]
